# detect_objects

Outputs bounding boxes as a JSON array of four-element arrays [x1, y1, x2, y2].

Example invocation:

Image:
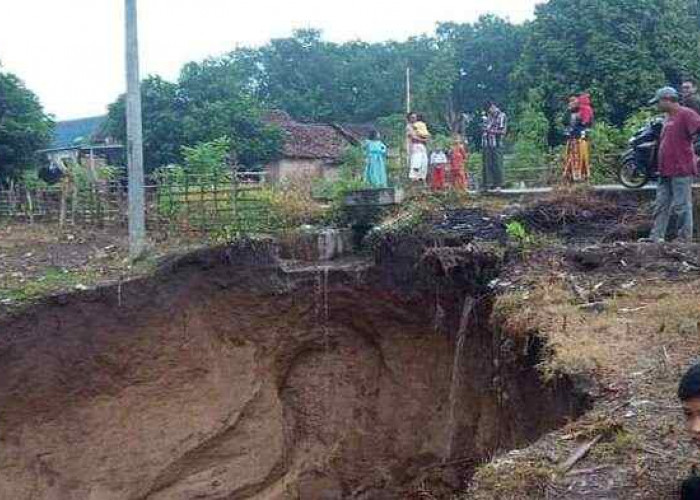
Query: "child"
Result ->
[[679, 364, 700, 498], [429, 148, 448, 191], [413, 115, 431, 141], [449, 135, 469, 191]]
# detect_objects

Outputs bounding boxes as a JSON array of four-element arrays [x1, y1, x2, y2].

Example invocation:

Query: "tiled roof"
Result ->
[[263, 111, 376, 161]]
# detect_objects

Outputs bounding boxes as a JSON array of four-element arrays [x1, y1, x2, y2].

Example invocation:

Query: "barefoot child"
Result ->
[[429, 148, 448, 191], [449, 135, 469, 191]]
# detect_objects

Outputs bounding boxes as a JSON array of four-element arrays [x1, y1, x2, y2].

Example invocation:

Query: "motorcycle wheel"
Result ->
[[617, 158, 649, 189]]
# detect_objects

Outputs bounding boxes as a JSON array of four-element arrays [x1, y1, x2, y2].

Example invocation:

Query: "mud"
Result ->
[[0, 239, 588, 499]]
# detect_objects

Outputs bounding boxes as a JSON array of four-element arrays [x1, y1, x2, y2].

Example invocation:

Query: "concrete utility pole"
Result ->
[[125, 0, 146, 259], [406, 67, 412, 114]]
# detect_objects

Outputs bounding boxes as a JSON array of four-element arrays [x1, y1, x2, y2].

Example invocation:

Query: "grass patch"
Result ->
[[0, 267, 100, 303], [493, 274, 700, 381], [467, 459, 556, 499]]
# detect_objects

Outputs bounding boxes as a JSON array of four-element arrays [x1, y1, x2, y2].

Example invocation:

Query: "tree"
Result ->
[[0, 69, 53, 184], [511, 89, 550, 179], [177, 56, 281, 166], [514, 0, 700, 131], [105, 76, 183, 170], [105, 61, 282, 171], [252, 30, 438, 123], [437, 16, 526, 116]]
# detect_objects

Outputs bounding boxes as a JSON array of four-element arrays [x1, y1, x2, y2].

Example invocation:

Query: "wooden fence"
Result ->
[[0, 170, 271, 235]]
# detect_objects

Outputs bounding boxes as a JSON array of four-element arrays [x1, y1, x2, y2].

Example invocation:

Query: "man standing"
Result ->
[[647, 87, 700, 243], [681, 79, 700, 116], [482, 102, 507, 191]]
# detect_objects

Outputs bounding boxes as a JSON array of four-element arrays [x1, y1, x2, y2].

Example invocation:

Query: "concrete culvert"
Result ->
[[0, 239, 589, 499]]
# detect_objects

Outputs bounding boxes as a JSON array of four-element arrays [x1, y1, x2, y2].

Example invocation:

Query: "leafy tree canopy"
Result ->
[[0, 67, 53, 183]]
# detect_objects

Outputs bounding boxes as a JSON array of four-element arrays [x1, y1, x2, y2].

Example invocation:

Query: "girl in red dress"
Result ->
[[449, 136, 469, 190]]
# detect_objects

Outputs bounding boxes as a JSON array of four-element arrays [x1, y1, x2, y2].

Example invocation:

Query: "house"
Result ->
[[263, 111, 375, 183], [41, 116, 124, 174]]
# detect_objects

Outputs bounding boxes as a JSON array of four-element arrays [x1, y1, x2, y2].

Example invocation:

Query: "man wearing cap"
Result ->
[[646, 86, 700, 243]]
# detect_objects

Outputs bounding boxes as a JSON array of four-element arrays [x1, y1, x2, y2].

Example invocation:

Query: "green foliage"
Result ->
[[105, 67, 282, 172], [588, 110, 658, 184], [377, 114, 408, 150], [506, 220, 531, 244], [105, 76, 183, 169], [510, 90, 550, 183], [181, 137, 230, 179], [437, 15, 526, 116], [0, 69, 53, 184], [515, 0, 700, 129], [0, 267, 98, 304], [19, 168, 48, 190], [622, 109, 658, 138], [254, 30, 437, 122], [313, 146, 368, 202], [589, 121, 624, 184]]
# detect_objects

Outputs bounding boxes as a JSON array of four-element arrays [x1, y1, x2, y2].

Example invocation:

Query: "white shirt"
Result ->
[[430, 151, 448, 165]]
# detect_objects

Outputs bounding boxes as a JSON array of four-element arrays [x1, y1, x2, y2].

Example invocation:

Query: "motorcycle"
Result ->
[[618, 117, 700, 188], [618, 118, 663, 189]]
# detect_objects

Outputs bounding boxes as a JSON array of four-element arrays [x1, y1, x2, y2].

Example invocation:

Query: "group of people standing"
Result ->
[[405, 112, 470, 191]]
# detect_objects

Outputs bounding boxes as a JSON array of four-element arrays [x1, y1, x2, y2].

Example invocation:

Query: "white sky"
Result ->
[[0, 0, 539, 120]]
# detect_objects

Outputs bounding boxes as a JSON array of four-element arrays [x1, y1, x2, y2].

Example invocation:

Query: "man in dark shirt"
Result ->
[[647, 87, 700, 243], [481, 102, 507, 191], [681, 79, 700, 116]]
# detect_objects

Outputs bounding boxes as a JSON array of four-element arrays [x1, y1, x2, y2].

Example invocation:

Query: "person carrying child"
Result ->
[[563, 93, 594, 182], [406, 112, 430, 184]]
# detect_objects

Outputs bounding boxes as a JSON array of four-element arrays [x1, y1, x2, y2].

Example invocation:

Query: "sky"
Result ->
[[0, 0, 540, 121]]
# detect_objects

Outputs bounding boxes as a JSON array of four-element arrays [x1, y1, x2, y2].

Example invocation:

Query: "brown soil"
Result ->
[[469, 240, 700, 499], [0, 240, 587, 499], [0, 223, 205, 311]]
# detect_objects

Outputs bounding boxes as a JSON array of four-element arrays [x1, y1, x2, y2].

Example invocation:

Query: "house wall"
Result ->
[[266, 159, 340, 183]]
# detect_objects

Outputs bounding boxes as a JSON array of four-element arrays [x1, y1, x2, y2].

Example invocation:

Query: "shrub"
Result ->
[[181, 136, 231, 180], [589, 121, 624, 184], [265, 174, 326, 228], [510, 90, 550, 185]]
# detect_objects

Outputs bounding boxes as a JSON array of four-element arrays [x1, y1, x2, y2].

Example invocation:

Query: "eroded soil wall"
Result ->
[[0, 243, 587, 499]]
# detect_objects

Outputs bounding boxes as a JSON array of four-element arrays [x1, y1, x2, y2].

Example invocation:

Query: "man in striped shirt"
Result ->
[[482, 102, 507, 191]]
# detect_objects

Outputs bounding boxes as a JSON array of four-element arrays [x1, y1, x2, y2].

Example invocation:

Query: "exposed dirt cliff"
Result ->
[[0, 238, 587, 499]]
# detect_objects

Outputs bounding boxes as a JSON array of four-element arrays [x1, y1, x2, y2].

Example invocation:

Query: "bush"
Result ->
[[510, 90, 550, 185], [589, 121, 624, 184], [181, 137, 231, 180], [313, 146, 368, 201], [265, 175, 326, 228]]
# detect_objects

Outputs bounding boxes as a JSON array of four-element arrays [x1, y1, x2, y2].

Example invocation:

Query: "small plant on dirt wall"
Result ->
[[506, 220, 531, 245]]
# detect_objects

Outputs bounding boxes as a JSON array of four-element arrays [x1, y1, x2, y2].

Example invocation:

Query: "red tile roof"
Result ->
[[263, 111, 376, 161]]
